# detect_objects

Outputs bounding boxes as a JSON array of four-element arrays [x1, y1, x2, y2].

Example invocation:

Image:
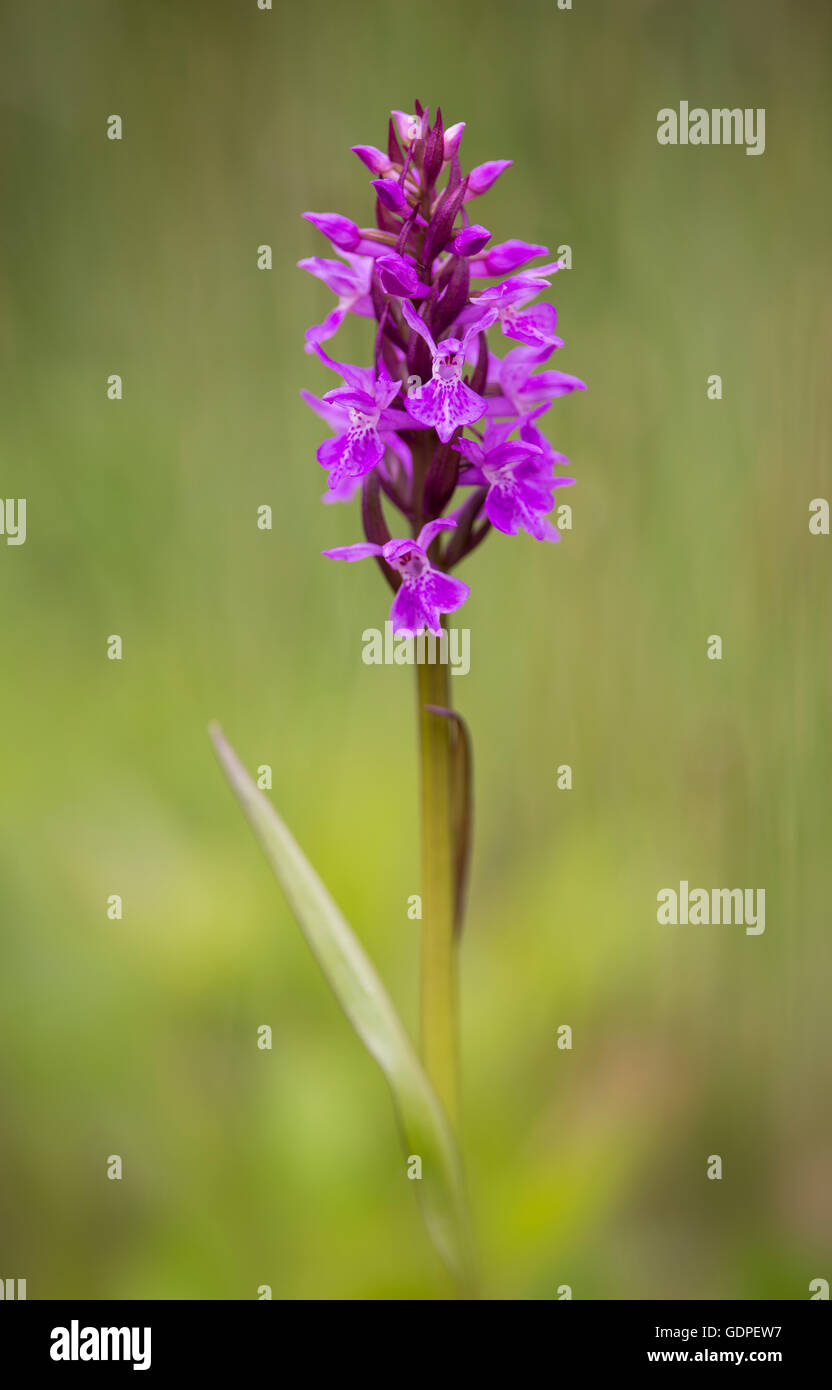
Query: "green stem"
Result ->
[[417, 650, 460, 1131]]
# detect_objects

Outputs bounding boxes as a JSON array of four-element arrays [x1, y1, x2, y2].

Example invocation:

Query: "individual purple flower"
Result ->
[[302, 380, 412, 503], [297, 250, 374, 351], [401, 300, 496, 443], [454, 418, 575, 543], [300, 390, 365, 502], [464, 160, 513, 199], [376, 252, 431, 298], [469, 240, 550, 277], [351, 144, 392, 175], [323, 520, 469, 636], [303, 212, 364, 252], [303, 211, 392, 259], [470, 265, 565, 350], [391, 109, 428, 146], [311, 349, 410, 491], [371, 179, 412, 218], [443, 122, 465, 161], [451, 224, 491, 258]]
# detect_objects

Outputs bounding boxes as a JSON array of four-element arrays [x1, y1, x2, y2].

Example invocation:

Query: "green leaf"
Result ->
[[210, 723, 477, 1293]]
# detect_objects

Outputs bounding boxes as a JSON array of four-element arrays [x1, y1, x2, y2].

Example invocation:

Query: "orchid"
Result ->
[[469, 265, 565, 350], [468, 238, 549, 277], [311, 348, 414, 491], [375, 251, 431, 298], [401, 300, 498, 443], [324, 519, 470, 636], [454, 417, 575, 542], [464, 159, 513, 198], [214, 101, 585, 1298], [451, 224, 491, 258]]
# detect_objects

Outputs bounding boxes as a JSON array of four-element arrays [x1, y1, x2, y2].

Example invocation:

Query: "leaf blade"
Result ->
[[209, 722, 477, 1291]]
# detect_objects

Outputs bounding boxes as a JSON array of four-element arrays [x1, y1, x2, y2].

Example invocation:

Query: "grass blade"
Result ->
[[209, 722, 477, 1293]]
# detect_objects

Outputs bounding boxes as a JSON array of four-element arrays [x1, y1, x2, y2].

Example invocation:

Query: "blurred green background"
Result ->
[[1, 0, 830, 1300]]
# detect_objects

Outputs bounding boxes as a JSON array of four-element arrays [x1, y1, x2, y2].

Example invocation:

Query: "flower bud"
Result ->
[[351, 144, 392, 175]]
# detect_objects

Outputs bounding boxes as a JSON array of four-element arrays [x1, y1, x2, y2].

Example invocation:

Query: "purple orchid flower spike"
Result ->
[[454, 415, 575, 543], [300, 100, 583, 596], [323, 520, 469, 637], [401, 300, 497, 443]]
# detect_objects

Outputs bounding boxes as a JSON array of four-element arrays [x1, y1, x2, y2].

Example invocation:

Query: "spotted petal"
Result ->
[[317, 427, 385, 487], [407, 378, 486, 444]]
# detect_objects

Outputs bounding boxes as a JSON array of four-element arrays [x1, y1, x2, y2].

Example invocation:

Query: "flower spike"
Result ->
[[300, 100, 584, 618]]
